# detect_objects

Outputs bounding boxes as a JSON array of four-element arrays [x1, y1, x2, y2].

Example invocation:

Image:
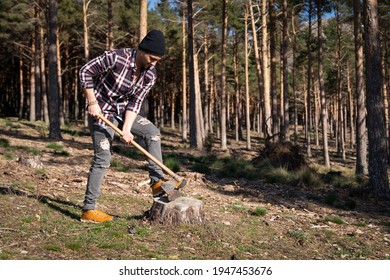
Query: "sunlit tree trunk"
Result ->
[[204, 26, 210, 134], [188, 0, 203, 149], [39, 22, 49, 123], [249, 0, 264, 138], [353, 0, 368, 175], [262, 0, 272, 137], [336, 2, 345, 160], [317, 0, 330, 168], [220, 0, 228, 150], [19, 50, 24, 119], [56, 26, 65, 125], [139, 0, 147, 41]]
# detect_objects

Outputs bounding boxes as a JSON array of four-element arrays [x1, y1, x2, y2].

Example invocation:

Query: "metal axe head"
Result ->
[[160, 180, 185, 202]]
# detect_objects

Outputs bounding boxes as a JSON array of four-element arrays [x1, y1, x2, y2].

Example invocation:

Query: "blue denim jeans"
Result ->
[[83, 115, 164, 210]]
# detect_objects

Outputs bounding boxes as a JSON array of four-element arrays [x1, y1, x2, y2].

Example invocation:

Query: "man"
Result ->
[[79, 30, 184, 223]]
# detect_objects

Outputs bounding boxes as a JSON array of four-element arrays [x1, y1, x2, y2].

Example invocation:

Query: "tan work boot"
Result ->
[[150, 179, 167, 197], [80, 209, 115, 223]]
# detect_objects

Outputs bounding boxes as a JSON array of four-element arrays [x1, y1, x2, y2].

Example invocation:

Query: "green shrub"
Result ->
[[325, 216, 345, 224], [253, 207, 267, 216], [0, 138, 10, 148], [165, 157, 181, 172]]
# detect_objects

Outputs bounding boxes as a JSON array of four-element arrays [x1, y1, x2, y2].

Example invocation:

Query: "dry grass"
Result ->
[[0, 118, 389, 260]]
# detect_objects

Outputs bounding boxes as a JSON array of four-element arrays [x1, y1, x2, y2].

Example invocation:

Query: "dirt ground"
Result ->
[[0, 118, 389, 260]]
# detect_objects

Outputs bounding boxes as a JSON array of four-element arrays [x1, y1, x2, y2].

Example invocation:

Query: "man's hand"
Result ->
[[120, 130, 134, 144], [85, 88, 101, 118], [88, 103, 101, 118], [121, 110, 137, 144]]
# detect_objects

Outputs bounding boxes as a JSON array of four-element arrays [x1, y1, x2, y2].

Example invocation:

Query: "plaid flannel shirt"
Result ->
[[79, 48, 157, 124]]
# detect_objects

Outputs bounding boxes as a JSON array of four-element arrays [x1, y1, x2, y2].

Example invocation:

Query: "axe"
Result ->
[[97, 113, 186, 201]]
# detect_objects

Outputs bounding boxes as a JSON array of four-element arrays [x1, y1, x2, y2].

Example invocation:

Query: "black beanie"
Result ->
[[138, 30, 165, 56]]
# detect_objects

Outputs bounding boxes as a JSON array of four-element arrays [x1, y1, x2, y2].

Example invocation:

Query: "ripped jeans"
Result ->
[[83, 115, 164, 210]]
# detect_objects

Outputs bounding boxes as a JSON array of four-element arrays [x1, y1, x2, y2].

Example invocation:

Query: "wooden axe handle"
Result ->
[[97, 113, 182, 182]]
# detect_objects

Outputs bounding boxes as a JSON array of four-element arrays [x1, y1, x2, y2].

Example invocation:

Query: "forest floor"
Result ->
[[0, 117, 389, 260]]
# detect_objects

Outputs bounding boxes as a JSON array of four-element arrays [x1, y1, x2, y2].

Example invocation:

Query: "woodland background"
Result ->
[[0, 0, 390, 200]]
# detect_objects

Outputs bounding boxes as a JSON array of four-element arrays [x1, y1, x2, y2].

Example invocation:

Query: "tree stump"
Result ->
[[147, 196, 204, 225]]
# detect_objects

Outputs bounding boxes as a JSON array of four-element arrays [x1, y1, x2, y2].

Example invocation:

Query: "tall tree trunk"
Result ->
[[48, 0, 61, 140], [347, 61, 355, 149], [244, 5, 251, 149], [249, 0, 264, 138], [171, 87, 176, 129], [220, 0, 228, 150], [82, 0, 90, 126], [139, 0, 147, 41], [40, 22, 49, 123], [292, 6, 298, 144], [74, 59, 80, 120], [364, 0, 389, 199], [233, 32, 239, 142], [270, 0, 278, 141], [317, 0, 330, 168], [209, 56, 215, 134], [262, 0, 272, 137], [204, 26, 210, 134], [30, 30, 36, 122], [56, 26, 64, 125], [182, 4, 188, 141], [187, 0, 202, 149], [34, 10, 42, 122], [336, 2, 345, 160], [353, 0, 368, 175], [19, 50, 24, 119], [306, 0, 313, 157], [282, 0, 289, 143]]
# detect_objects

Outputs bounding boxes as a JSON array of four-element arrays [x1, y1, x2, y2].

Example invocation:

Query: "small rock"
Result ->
[[127, 226, 137, 235]]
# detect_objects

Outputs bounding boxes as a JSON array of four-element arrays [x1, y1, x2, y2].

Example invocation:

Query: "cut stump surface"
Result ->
[[148, 196, 204, 225]]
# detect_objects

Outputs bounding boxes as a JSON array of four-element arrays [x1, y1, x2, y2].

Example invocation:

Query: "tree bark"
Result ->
[[282, 0, 290, 143], [364, 0, 389, 199], [249, 0, 264, 139], [188, 0, 203, 149], [82, 0, 90, 127], [139, 0, 147, 41], [261, 0, 272, 137], [30, 29, 36, 122], [40, 22, 49, 123], [317, 0, 330, 168], [306, 0, 313, 157], [353, 0, 368, 175], [182, 4, 188, 141], [48, 0, 61, 140], [346, 62, 355, 149], [19, 50, 24, 119], [270, 0, 278, 141], [244, 5, 251, 149], [220, 0, 228, 150]]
